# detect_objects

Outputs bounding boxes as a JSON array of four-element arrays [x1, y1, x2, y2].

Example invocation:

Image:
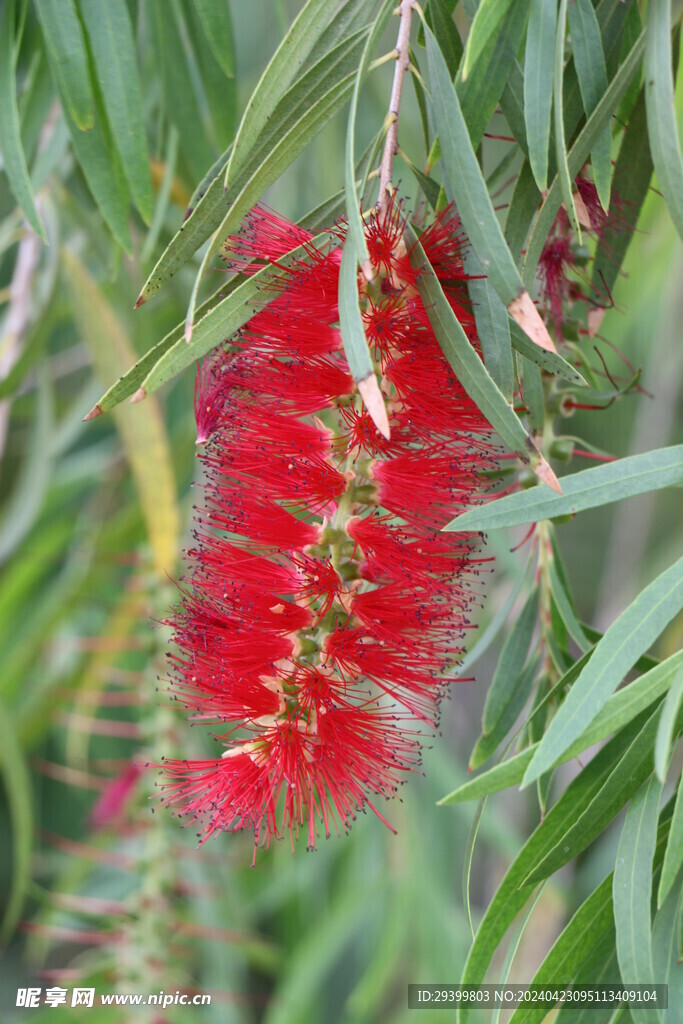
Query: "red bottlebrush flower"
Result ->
[[158, 200, 498, 856]]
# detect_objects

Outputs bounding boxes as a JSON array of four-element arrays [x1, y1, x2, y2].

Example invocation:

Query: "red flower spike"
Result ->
[[158, 201, 500, 855]]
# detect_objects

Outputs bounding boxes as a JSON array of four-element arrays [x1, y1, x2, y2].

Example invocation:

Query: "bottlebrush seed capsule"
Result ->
[[157, 201, 498, 858]]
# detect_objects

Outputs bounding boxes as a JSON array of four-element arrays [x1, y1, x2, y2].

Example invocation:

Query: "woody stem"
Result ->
[[377, 0, 414, 216]]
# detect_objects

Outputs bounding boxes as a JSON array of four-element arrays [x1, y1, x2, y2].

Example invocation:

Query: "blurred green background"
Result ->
[[0, 1, 681, 1021]]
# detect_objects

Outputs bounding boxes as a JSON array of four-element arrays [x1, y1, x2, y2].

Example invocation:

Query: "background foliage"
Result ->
[[0, 0, 681, 1021]]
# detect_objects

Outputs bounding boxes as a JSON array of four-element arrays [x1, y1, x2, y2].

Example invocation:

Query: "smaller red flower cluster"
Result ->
[[158, 201, 497, 857], [537, 174, 625, 339]]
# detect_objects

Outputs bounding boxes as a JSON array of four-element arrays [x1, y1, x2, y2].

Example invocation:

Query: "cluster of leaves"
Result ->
[[0, 0, 682, 1020]]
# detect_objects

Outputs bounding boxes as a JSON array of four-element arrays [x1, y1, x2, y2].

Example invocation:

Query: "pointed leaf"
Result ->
[[79, 0, 154, 223], [0, 0, 47, 239], [427, 0, 463, 78], [645, 0, 683, 239], [439, 650, 683, 805], [424, 24, 555, 352], [464, 246, 515, 402], [445, 445, 683, 531], [34, 0, 94, 130], [657, 772, 683, 908], [614, 776, 662, 1002], [524, 0, 557, 191], [193, 0, 235, 77], [553, 0, 582, 239], [654, 670, 683, 783], [338, 237, 389, 437], [482, 587, 539, 734], [568, 0, 612, 210], [523, 557, 683, 787], [462, 0, 519, 80], [405, 225, 554, 481], [523, 27, 646, 285]]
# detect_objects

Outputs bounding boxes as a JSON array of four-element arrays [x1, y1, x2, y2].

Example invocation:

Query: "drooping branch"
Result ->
[[377, 0, 415, 216]]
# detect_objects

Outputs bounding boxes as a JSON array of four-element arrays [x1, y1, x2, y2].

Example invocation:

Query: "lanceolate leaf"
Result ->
[[613, 776, 662, 1002], [523, 557, 683, 786], [338, 237, 389, 438], [462, 0, 518, 81], [482, 587, 539, 734], [225, 0, 349, 189], [523, 28, 646, 286], [568, 0, 612, 211], [427, 0, 463, 78], [645, 0, 683, 240], [34, 0, 94, 131], [193, 0, 235, 77], [138, 232, 332, 398], [424, 24, 556, 355], [445, 445, 683, 531], [524, 0, 557, 191], [464, 247, 515, 402], [405, 225, 557, 488], [0, 0, 46, 240], [455, 730, 634, 1024], [657, 775, 683, 908], [553, 0, 582, 239], [654, 670, 683, 783], [344, 0, 395, 271], [138, 31, 368, 304], [523, 708, 662, 883], [439, 650, 683, 805], [79, 0, 154, 224]]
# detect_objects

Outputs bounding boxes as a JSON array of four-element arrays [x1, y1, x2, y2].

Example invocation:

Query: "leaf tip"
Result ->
[[130, 387, 147, 405], [134, 294, 146, 310], [508, 292, 557, 354], [534, 456, 562, 494], [357, 374, 391, 439], [83, 403, 103, 422]]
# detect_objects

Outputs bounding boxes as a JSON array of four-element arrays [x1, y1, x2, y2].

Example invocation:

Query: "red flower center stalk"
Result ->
[[157, 202, 498, 858]]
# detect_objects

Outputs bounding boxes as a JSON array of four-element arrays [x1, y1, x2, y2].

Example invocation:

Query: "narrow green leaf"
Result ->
[[406, 225, 551, 477], [425, 25, 555, 353], [657, 773, 683, 908], [521, 359, 544, 434], [652, 881, 681, 1012], [427, 22, 520, 304], [339, 238, 389, 437], [193, 0, 235, 77], [523, 557, 683, 787], [34, 0, 94, 130], [0, 0, 46, 239], [445, 445, 683, 531], [184, 4, 236, 150], [0, 696, 34, 941], [614, 776, 662, 1004], [524, 0, 556, 191], [427, 0, 463, 78], [654, 671, 683, 783], [456, 729, 634, 1024], [568, 0, 612, 210], [553, 0, 581, 239], [463, 799, 487, 940], [79, 0, 153, 224], [491, 885, 547, 1024], [523, 708, 662, 884], [139, 232, 332, 398], [139, 31, 367, 303], [225, 0, 338, 188], [151, 0, 215, 183], [523, 28, 646, 286], [645, 0, 683, 240], [458, 1, 528, 149], [547, 559, 591, 653], [504, 159, 541, 266], [590, 88, 651, 305], [454, 560, 532, 679], [508, 875, 615, 1024], [464, 247, 515, 402], [61, 87, 132, 251], [500, 60, 528, 154], [483, 587, 539, 733], [462, 0, 518, 80], [439, 650, 683, 805], [471, 655, 538, 769], [344, 0, 395, 270]]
